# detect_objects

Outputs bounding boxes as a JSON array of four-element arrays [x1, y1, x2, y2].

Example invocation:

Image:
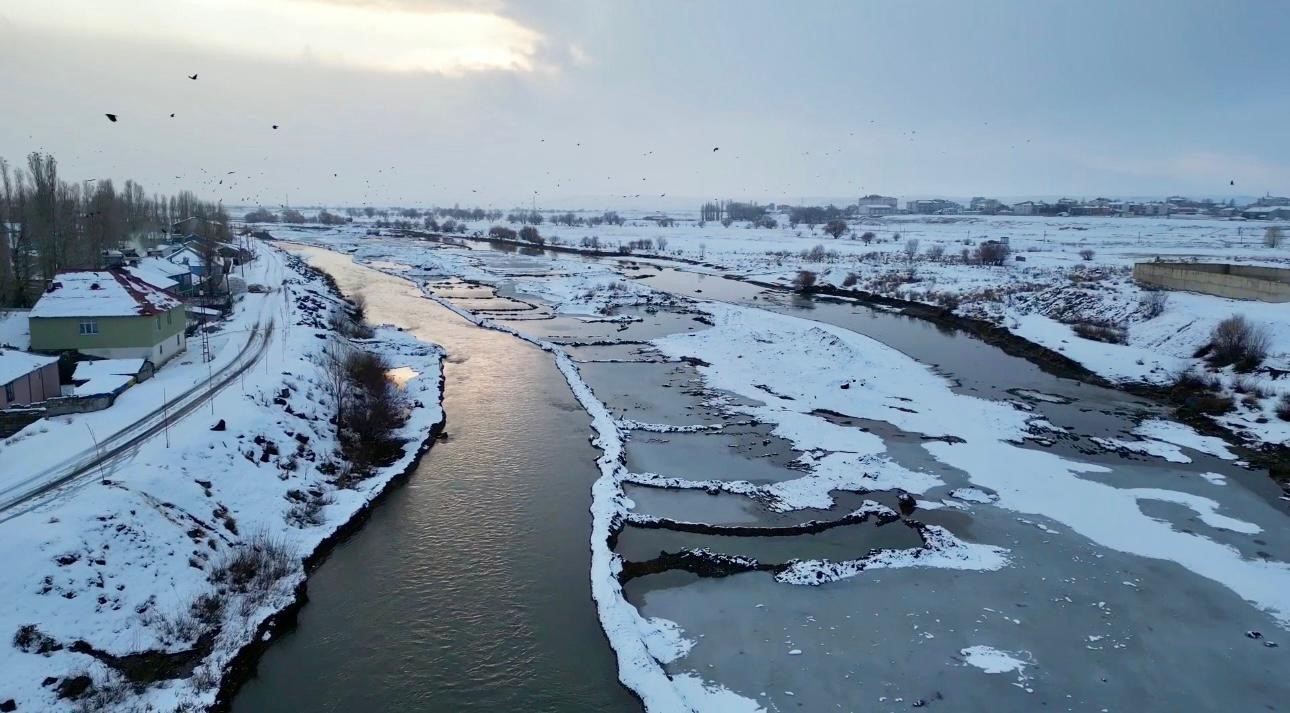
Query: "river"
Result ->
[[234, 239, 1290, 713]]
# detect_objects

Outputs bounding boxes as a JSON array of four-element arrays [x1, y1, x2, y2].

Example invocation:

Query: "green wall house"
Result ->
[[28, 271, 187, 366]]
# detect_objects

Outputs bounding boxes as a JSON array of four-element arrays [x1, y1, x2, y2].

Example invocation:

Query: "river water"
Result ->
[[232, 246, 636, 712], [234, 240, 1290, 713]]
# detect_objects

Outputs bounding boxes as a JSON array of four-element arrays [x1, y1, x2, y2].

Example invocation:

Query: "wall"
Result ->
[[29, 305, 186, 354], [0, 362, 60, 408], [1133, 263, 1290, 303]]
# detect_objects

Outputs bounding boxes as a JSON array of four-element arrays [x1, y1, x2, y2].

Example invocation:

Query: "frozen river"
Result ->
[[234, 238, 1290, 712]]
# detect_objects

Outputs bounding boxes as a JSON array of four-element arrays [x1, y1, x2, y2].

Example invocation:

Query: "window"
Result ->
[[78, 320, 98, 335], [3, 383, 13, 402], [175, 334, 180, 345], [167, 311, 173, 325], [157, 316, 162, 331]]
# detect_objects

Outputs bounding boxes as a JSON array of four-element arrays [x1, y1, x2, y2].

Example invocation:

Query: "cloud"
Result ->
[[6, 0, 545, 76]]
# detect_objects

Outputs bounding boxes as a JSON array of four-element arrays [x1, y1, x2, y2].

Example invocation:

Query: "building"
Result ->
[[969, 197, 1002, 213], [0, 349, 60, 408], [858, 194, 898, 209], [905, 199, 963, 215], [856, 204, 898, 217], [28, 271, 187, 365], [1241, 206, 1290, 220], [1252, 195, 1290, 208], [127, 257, 194, 295]]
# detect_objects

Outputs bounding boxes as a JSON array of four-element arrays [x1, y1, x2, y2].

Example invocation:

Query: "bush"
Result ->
[[925, 244, 945, 261], [1139, 290, 1168, 318], [859, 231, 875, 244], [1277, 395, 1290, 421], [792, 270, 817, 293], [841, 272, 858, 288], [976, 241, 1010, 265], [243, 208, 278, 223], [211, 532, 296, 595], [1208, 315, 1270, 370], [1072, 322, 1126, 344], [488, 225, 517, 241], [518, 226, 544, 245], [1079, 248, 1095, 261]]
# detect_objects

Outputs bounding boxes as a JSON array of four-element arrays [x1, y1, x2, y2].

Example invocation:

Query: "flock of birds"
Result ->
[[91, 73, 1241, 207]]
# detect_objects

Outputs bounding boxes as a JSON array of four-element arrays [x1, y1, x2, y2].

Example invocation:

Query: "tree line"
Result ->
[[0, 152, 231, 307]]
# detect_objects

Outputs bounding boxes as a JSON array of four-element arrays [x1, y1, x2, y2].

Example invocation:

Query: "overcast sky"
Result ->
[[1, 0, 1287, 209]]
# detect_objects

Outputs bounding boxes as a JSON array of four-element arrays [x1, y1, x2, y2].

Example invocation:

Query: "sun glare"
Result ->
[[8, 0, 544, 75]]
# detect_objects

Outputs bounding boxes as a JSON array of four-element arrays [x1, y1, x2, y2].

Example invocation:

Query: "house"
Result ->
[[127, 257, 194, 295], [0, 349, 61, 408], [1242, 206, 1290, 220], [71, 358, 148, 397], [27, 270, 187, 366], [905, 199, 963, 215], [856, 204, 898, 217], [166, 245, 215, 278], [857, 194, 898, 208]]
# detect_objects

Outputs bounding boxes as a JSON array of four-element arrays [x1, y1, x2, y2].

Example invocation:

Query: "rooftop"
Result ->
[[0, 349, 58, 386], [30, 270, 182, 319]]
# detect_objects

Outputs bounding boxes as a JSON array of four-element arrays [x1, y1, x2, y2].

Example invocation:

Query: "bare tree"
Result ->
[[1079, 248, 1095, 261], [859, 231, 875, 244], [904, 238, 921, 261], [925, 244, 945, 261], [792, 270, 817, 292], [1266, 226, 1285, 248], [823, 220, 847, 239]]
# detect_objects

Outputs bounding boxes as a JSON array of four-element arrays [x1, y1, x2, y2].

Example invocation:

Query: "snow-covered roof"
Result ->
[[137, 256, 190, 278], [167, 246, 206, 267], [29, 270, 182, 319], [72, 358, 145, 383], [0, 349, 58, 386], [125, 264, 179, 292]]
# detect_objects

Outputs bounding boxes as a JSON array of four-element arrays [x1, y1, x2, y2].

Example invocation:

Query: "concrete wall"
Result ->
[[1133, 262, 1290, 303]]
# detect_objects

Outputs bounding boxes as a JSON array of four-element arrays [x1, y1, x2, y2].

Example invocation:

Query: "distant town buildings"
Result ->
[[841, 193, 1289, 221]]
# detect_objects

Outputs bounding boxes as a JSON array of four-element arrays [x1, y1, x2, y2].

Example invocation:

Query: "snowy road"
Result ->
[[0, 246, 286, 517]]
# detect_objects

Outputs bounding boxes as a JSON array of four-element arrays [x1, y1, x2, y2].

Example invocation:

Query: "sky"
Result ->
[[1, 0, 1288, 210]]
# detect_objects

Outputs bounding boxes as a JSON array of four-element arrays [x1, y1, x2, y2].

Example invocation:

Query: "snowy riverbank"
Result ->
[[0, 244, 443, 712]]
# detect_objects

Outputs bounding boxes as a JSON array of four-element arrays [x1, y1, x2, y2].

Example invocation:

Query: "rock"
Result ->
[[897, 492, 917, 516], [56, 676, 91, 700], [0, 699, 15, 711], [1247, 630, 1264, 640], [840, 382, 850, 390], [41, 677, 57, 688], [210, 419, 226, 431]]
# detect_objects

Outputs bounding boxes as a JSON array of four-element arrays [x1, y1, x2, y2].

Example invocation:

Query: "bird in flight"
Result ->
[[188, 74, 198, 80], [1230, 180, 1235, 186], [713, 147, 719, 151], [272, 125, 279, 129], [169, 113, 175, 118], [105, 113, 118, 122]]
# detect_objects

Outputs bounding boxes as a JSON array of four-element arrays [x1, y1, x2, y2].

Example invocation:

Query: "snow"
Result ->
[[0, 310, 31, 349], [29, 270, 181, 318], [0, 243, 444, 712], [0, 349, 57, 387], [1133, 418, 1238, 461], [1091, 436, 1191, 463], [960, 645, 1030, 676]]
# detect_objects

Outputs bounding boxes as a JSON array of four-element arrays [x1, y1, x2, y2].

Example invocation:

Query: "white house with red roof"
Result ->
[[27, 270, 187, 365]]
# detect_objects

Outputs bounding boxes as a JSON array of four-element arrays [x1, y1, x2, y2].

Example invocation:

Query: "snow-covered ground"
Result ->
[[256, 211, 1289, 449], [267, 228, 1290, 713], [0, 243, 443, 712]]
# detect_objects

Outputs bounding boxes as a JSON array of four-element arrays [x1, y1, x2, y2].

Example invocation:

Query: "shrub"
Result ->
[[1208, 315, 1270, 371], [925, 244, 945, 261], [488, 225, 517, 241], [1276, 395, 1290, 421], [976, 241, 1010, 265], [1072, 322, 1127, 344], [841, 272, 858, 288], [792, 270, 817, 293], [211, 532, 296, 596], [580, 235, 601, 249], [1139, 290, 1168, 318], [1079, 248, 1095, 261], [518, 226, 542, 244], [859, 231, 875, 244]]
